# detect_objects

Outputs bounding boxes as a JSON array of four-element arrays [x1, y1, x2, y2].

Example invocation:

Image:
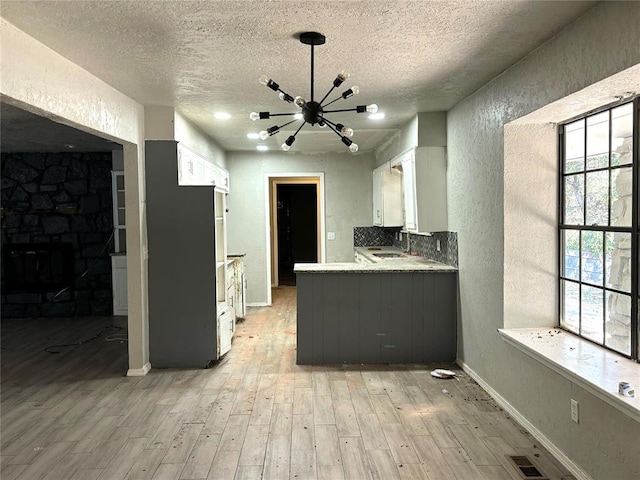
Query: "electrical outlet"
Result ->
[[327, 232, 336, 240], [570, 398, 579, 423]]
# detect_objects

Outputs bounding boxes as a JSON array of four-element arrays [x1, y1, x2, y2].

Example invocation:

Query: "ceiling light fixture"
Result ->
[[249, 31, 377, 153]]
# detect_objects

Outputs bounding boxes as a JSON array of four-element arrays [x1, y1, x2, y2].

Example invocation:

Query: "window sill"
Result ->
[[499, 328, 640, 423]]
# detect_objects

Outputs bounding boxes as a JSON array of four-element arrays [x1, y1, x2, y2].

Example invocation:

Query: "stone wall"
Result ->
[[1, 151, 114, 318]]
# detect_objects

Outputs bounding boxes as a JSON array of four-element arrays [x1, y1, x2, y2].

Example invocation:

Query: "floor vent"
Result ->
[[506, 455, 549, 479]]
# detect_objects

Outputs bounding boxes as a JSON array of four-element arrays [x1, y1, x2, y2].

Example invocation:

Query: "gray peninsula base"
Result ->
[[296, 271, 457, 364]]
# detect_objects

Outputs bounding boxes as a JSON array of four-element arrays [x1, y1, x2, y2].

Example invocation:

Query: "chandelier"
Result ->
[[249, 31, 378, 153]]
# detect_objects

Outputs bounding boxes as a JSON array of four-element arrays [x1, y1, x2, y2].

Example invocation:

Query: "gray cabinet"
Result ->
[[296, 271, 457, 364], [146, 140, 219, 368]]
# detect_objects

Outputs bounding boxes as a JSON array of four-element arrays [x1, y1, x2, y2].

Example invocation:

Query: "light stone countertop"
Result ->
[[294, 246, 457, 273]]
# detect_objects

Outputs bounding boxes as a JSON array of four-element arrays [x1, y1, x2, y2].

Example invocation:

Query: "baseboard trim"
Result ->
[[456, 358, 591, 480], [127, 362, 151, 377]]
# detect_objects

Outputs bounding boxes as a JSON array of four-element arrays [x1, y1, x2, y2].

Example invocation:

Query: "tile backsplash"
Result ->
[[353, 226, 400, 247], [354, 226, 458, 268]]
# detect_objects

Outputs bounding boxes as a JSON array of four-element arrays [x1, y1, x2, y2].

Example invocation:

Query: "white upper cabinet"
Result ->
[[178, 143, 229, 192], [372, 162, 403, 227], [397, 147, 448, 233]]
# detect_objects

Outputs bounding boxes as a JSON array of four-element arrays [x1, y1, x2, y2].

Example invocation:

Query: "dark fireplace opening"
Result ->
[[3, 243, 75, 293]]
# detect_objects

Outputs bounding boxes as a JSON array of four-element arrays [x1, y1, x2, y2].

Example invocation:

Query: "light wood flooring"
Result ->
[[1, 286, 574, 480]]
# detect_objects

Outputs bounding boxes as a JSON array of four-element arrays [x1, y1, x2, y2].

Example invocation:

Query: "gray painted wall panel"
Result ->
[[146, 140, 217, 368], [410, 273, 425, 363], [296, 275, 313, 364], [338, 274, 361, 363], [297, 272, 456, 364], [359, 274, 382, 361]]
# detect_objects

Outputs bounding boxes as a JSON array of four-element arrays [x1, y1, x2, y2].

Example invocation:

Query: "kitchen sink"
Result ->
[[372, 252, 406, 258]]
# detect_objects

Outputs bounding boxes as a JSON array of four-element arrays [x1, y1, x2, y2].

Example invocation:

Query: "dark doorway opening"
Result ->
[[277, 184, 318, 286]]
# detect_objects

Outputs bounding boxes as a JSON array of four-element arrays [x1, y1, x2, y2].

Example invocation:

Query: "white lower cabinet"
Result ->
[[111, 254, 128, 315], [218, 305, 234, 357]]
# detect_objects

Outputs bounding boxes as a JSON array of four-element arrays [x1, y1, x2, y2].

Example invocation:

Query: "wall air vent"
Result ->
[[506, 455, 549, 479]]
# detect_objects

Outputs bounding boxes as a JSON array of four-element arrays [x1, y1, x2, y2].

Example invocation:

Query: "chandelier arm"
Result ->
[[276, 119, 300, 131], [318, 85, 337, 106], [317, 115, 339, 129], [321, 95, 345, 109], [322, 107, 360, 114], [288, 121, 308, 143], [320, 119, 343, 139], [264, 112, 301, 118]]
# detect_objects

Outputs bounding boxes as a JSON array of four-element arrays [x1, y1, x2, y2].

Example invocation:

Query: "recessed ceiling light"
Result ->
[[247, 133, 260, 139], [256, 145, 269, 151], [369, 112, 385, 120], [214, 112, 231, 120]]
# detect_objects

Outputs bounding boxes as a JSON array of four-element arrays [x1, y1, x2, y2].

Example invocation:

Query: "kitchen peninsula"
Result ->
[[295, 247, 457, 365]]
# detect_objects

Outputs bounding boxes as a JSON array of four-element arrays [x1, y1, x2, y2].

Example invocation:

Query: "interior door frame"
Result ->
[[265, 173, 325, 305]]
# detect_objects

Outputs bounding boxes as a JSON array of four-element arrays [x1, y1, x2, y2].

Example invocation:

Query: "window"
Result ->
[[111, 171, 126, 252], [559, 99, 638, 359]]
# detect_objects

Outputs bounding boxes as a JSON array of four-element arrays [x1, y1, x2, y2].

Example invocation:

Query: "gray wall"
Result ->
[[448, 2, 640, 479], [226, 151, 375, 304]]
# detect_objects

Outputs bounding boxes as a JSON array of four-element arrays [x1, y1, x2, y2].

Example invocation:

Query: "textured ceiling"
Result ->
[[0, 0, 597, 154]]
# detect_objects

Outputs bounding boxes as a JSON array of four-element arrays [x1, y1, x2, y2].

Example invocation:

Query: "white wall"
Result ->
[[448, 2, 640, 478], [1, 18, 150, 375], [226, 151, 375, 304], [174, 111, 227, 169]]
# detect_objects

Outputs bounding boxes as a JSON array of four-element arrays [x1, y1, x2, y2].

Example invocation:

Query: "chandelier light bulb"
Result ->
[[294, 113, 303, 120], [259, 130, 269, 140], [349, 143, 359, 153], [294, 96, 306, 107], [334, 70, 350, 88], [366, 104, 378, 113], [258, 75, 270, 86], [342, 85, 360, 99], [279, 92, 294, 103], [282, 135, 296, 151], [342, 127, 354, 137], [249, 112, 260, 121]]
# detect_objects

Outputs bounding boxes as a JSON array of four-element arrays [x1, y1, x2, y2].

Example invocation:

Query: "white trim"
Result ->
[[246, 302, 269, 307], [264, 172, 326, 306], [456, 359, 592, 480], [127, 362, 151, 377]]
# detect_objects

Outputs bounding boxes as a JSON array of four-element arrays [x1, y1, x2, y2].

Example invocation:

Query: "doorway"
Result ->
[[276, 184, 318, 285], [268, 175, 324, 290]]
